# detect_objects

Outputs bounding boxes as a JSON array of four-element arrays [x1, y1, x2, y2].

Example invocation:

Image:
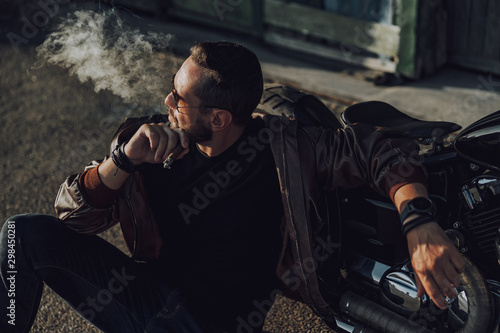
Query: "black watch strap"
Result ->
[[401, 215, 435, 237], [400, 196, 435, 224]]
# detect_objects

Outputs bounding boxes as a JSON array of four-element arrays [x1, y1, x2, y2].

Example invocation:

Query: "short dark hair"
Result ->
[[190, 41, 263, 125]]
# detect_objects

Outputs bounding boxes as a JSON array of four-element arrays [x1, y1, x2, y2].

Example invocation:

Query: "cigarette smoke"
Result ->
[[34, 10, 175, 103]]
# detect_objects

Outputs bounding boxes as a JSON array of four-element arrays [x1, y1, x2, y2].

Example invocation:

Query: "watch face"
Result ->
[[413, 197, 432, 210]]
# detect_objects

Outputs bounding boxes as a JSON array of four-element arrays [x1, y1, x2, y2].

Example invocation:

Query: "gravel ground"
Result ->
[[0, 3, 339, 332]]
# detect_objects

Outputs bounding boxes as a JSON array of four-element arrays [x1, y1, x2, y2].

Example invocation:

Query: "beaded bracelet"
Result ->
[[401, 215, 435, 237], [111, 141, 138, 173]]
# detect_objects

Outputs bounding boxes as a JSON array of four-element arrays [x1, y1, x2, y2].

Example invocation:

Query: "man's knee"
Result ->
[[1, 214, 62, 245]]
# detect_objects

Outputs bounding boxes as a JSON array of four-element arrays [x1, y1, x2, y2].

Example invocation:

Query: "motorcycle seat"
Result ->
[[341, 101, 462, 140]]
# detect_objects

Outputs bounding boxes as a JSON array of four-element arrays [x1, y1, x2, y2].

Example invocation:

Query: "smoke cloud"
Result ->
[[34, 10, 176, 103]]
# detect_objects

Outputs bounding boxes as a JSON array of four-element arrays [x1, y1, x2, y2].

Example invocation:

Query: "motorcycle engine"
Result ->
[[458, 174, 500, 271], [344, 175, 500, 331]]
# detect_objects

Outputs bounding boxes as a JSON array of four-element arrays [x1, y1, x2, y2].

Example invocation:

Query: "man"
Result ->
[[0, 41, 464, 332]]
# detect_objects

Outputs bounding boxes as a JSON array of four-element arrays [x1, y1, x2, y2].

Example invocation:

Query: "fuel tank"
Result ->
[[454, 110, 500, 172]]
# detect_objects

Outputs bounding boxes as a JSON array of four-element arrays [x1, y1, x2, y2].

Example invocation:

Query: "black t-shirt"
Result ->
[[141, 118, 283, 325]]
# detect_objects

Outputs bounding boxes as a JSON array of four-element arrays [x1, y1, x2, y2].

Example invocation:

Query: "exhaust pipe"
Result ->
[[339, 291, 433, 333], [330, 315, 379, 333]]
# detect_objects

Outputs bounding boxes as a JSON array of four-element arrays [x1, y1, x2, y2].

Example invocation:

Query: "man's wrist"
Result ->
[[80, 166, 123, 207], [122, 142, 142, 166], [400, 196, 435, 224], [112, 142, 141, 172], [402, 215, 436, 237], [402, 213, 419, 226], [98, 157, 130, 190]]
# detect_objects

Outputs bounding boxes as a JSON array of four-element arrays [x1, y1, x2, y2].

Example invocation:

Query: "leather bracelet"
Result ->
[[111, 141, 138, 173], [401, 215, 435, 237]]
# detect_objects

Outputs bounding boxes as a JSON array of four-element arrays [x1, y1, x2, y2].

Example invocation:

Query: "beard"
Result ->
[[188, 118, 213, 143], [168, 108, 213, 143], [168, 108, 179, 128]]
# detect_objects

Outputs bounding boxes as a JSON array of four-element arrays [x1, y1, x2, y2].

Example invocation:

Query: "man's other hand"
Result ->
[[406, 222, 465, 309]]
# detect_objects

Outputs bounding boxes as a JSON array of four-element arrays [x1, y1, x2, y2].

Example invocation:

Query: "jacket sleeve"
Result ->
[[309, 123, 426, 197], [54, 114, 169, 237], [54, 161, 118, 234]]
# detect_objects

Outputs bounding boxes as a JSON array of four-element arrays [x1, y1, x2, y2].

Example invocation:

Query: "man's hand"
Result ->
[[406, 222, 465, 309], [392, 182, 466, 309], [98, 123, 189, 190], [124, 123, 189, 165]]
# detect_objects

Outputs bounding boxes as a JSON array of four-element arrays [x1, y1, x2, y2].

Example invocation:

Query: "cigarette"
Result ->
[[163, 144, 184, 169]]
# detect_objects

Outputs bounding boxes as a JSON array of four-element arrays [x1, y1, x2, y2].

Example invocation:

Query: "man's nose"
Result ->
[[165, 93, 175, 108]]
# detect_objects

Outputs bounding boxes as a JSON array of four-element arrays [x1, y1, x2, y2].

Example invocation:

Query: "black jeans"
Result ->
[[0, 214, 258, 333]]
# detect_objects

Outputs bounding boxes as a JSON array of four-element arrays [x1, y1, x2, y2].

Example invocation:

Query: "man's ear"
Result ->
[[210, 109, 233, 131]]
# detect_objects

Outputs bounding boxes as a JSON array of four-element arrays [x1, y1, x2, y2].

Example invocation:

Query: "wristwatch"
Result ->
[[400, 196, 435, 224]]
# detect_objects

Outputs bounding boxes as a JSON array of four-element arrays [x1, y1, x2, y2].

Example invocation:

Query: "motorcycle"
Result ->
[[258, 85, 500, 333]]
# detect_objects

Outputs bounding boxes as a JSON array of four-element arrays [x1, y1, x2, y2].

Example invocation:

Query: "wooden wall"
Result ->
[[263, 0, 401, 73], [101, 0, 500, 77], [447, 0, 500, 75]]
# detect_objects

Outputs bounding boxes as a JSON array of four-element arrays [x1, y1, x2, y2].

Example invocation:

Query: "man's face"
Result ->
[[165, 57, 213, 143]]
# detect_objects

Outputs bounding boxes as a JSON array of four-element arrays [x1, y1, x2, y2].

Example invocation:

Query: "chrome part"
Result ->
[[488, 279, 500, 298], [470, 163, 480, 171], [461, 184, 483, 209], [339, 291, 434, 333], [457, 289, 468, 312], [363, 198, 397, 211], [447, 286, 469, 331], [461, 176, 500, 210], [451, 288, 468, 312], [461, 176, 500, 209], [381, 271, 421, 312], [334, 317, 356, 333], [496, 226, 500, 265], [459, 176, 500, 257], [349, 254, 391, 286], [445, 228, 466, 253], [333, 314, 383, 333], [445, 287, 459, 305]]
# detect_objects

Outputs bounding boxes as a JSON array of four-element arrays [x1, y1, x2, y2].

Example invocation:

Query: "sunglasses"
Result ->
[[171, 74, 224, 112]]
